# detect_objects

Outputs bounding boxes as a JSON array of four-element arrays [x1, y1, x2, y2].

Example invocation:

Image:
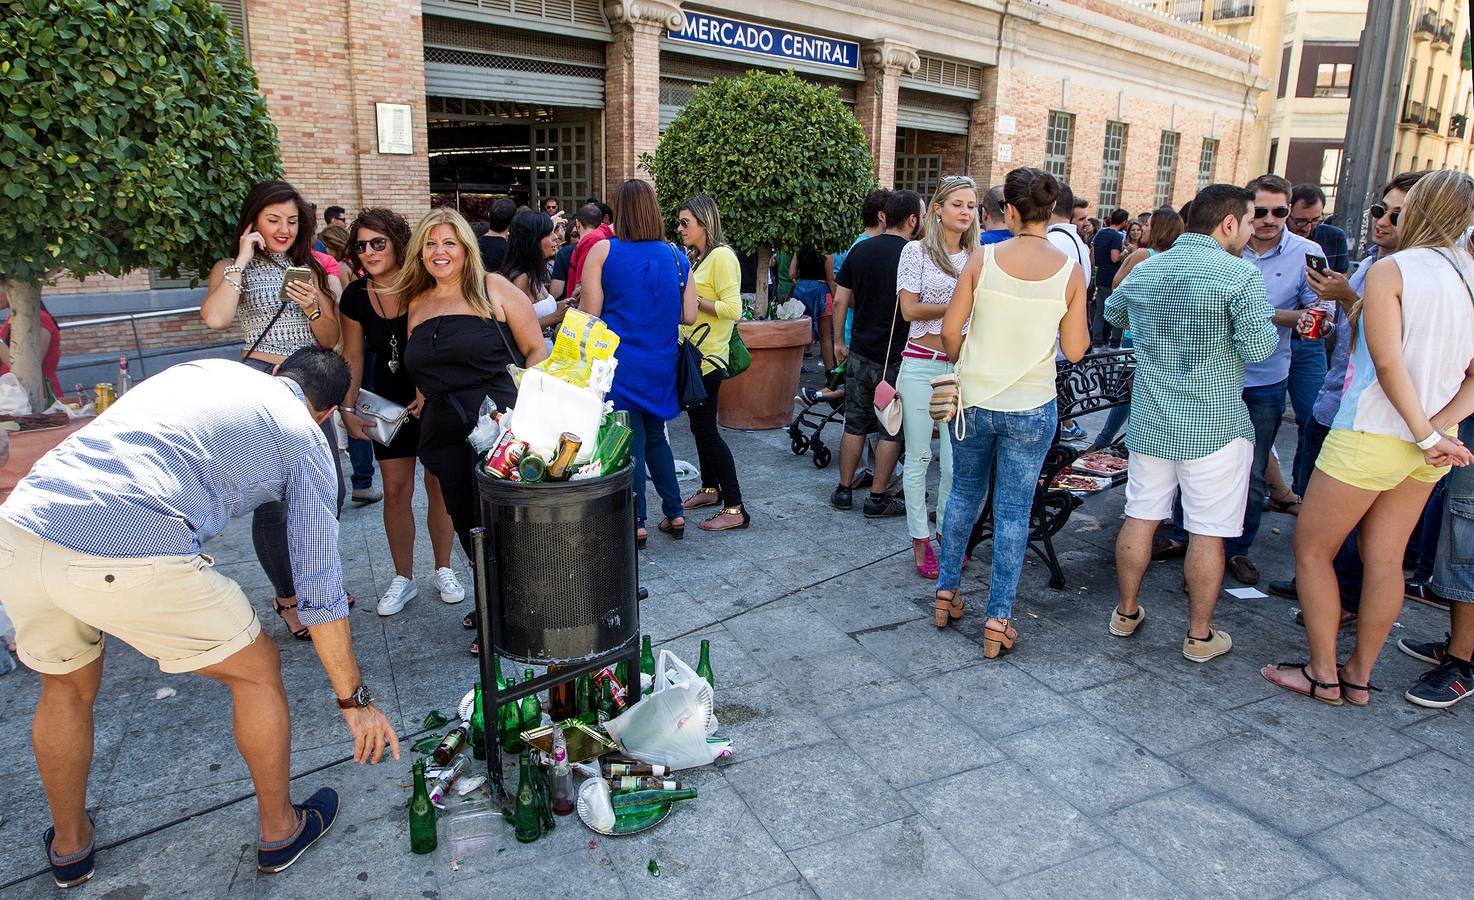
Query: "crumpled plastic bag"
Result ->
[[602, 685, 723, 772], [0, 373, 31, 416], [467, 397, 505, 455], [774, 298, 807, 321]]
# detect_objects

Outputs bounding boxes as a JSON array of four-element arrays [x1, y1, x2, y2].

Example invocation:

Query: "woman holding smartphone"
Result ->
[[338, 208, 463, 617], [202, 180, 344, 640]]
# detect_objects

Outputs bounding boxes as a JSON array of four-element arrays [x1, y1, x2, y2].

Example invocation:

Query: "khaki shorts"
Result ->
[[0, 517, 260, 675]]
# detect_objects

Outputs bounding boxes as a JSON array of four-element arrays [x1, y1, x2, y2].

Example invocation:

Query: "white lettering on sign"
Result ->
[[670, 12, 859, 72]]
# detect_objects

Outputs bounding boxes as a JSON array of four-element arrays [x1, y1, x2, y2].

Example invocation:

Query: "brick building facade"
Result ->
[[42, 0, 1263, 349]]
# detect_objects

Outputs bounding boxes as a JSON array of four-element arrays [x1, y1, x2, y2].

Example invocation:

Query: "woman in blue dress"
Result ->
[[581, 179, 699, 547]]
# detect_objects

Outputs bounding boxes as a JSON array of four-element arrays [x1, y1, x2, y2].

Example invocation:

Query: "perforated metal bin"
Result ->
[[474, 464, 639, 665]]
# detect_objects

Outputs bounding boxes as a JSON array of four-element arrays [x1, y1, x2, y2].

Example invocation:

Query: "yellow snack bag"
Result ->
[[536, 308, 620, 387]]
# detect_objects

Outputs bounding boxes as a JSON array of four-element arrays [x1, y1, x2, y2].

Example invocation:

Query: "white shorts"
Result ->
[[1124, 438, 1253, 538]]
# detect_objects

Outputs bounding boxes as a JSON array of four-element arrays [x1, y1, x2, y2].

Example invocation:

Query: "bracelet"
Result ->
[[1416, 431, 1444, 451], [305, 303, 322, 321], [224, 275, 242, 291]]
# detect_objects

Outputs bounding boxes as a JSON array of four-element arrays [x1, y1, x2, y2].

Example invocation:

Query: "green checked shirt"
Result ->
[[1105, 233, 1279, 461]]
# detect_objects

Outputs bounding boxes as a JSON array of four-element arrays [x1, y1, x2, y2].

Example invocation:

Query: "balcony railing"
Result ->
[[1414, 10, 1438, 40], [1450, 113, 1469, 140], [1212, 0, 1254, 19], [1434, 20, 1455, 48], [1402, 100, 1425, 127], [1421, 107, 1442, 133], [1172, 0, 1204, 23]]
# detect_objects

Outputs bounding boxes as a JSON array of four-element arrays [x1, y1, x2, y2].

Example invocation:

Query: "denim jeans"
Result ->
[[1171, 380, 1284, 557], [1288, 335, 1327, 496], [938, 402, 1057, 620], [792, 280, 828, 340], [897, 355, 955, 540], [347, 348, 377, 489], [623, 406, 683, 527], [1432, 416, 1474, 602], [1408, 478, 1448, 582]]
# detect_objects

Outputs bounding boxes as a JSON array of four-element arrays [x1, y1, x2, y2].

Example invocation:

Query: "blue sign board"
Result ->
[[668, 12, 860, 72]]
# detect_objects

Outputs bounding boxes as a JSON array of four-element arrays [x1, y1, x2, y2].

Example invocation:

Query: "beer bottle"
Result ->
[[611, 788, 698, 809], [639, 635, 655, 695], [409, 759, 438, 854], [575, 673, 598, 726], [469, 682, 487, 761], [519, 669, 543, 732], [432, 725, 469, 766], [499, 673, 523, 755], [513, 749, 541, 843], [600, 759, 668, 778], [428, 753, 470, 807], [696, 639, 714, 688], [616, 658, 632, 688], [548, 665, 576, 721], [608, 775, 683, 793]]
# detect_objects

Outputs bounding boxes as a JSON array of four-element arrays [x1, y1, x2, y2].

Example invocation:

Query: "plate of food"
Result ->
[[1050, 473, 1112, 494], [1072, 452, 1128, 477]]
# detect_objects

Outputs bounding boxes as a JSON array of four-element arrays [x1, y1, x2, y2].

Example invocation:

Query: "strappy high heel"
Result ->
[[934, 590, 964, 628], [983, 619, 1017, 658], [273, 600, 311, 641]]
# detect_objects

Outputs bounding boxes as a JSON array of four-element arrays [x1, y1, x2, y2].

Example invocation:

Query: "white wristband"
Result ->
[[1416, 431, 1443, 451]]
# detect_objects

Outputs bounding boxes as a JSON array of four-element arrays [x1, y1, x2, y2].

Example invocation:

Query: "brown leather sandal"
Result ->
[[934, 590, 964, 628], [683, 487, 720, 510], [983, 619, 1017, 658]]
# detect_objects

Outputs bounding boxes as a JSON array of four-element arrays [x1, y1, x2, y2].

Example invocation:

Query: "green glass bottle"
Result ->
[[493, 655, 506, 691], [408, 759, 438, 854], [696, 639, 714, 688], [639, 635, 655, 695], [499, 673, 522, 754], [616, 659, 632, 689], [520, 669, 543, 732], [469, 682, 486, 761], [575, 673, 598, 726], [611, 787, 698, 809], [513, 749, 541, 843]]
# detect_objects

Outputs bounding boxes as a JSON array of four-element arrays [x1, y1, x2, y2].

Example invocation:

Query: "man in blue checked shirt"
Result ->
[[0, 348, 399, 886]]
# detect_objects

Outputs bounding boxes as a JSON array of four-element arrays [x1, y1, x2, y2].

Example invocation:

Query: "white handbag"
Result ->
[[352, 389, 410, 445]]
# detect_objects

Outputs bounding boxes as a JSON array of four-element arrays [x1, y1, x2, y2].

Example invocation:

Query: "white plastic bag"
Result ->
[[0, 373, 31, 416], [653, 649, 718, 735], [602, 684, 721, 772]]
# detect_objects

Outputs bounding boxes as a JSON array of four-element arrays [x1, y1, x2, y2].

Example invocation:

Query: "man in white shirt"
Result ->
[[1048, 182, 1095, 441]]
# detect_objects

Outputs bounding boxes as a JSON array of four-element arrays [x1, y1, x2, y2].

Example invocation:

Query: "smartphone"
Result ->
[[1306, 254, 1328, 274], [279, 266, 313, 302]]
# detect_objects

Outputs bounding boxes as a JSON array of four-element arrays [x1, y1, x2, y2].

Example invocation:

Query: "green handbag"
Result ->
[[725, 326, 751, 378]]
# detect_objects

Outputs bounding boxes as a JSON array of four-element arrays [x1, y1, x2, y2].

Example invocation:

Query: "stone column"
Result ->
[[604, 1, 685, 185], [854, 40, 919, 188]]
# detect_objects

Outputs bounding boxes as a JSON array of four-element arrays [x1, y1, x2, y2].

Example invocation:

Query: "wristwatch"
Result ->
[[337, 684, 374, 709]]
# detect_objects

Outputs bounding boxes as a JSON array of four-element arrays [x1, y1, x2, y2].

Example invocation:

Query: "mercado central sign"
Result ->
[[667, 12, 861, 72]]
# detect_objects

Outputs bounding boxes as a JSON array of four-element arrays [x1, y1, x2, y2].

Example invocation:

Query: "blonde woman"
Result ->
[[396, 209, 548, 642], [1265, 170, 1474, 706], [896, 176, 979, 577]]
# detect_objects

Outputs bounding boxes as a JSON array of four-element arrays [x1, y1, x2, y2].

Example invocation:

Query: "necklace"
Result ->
[[368, 280, 403, 374]]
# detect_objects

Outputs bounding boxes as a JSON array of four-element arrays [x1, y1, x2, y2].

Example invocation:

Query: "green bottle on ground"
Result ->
[[513, 750, 541, 843], [469, 682, 486, 760], [639, 635, 655, 695], [499, 673, 522, 754], [696, 639, 714, 688], [408, 759, 438, 854]]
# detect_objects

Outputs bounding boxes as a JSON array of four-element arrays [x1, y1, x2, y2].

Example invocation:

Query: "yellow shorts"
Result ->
[[0, 517, 260, 675], [1315, 428, 1451, 492]]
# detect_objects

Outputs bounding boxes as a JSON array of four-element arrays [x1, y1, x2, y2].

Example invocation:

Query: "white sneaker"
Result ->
[[435, 567, 466, 604], [377, 576, 418, 616]]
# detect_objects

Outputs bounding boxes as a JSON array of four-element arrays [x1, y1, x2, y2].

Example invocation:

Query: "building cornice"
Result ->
[[605, 0, 685, 32]]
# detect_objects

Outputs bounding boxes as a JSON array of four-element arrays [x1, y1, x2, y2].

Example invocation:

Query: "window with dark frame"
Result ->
[[1197, 138, 1219, 191], [1314, 63, 1352, 98], [1044, 111, 1075, 181], [1154, 131, 1180, 207], [1098, 121, 1128, 214]]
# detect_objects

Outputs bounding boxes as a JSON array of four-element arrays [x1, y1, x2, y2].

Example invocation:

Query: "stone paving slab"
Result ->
[[2, 407, 1472, 895]]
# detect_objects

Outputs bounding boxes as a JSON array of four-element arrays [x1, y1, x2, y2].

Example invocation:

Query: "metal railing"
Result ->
[[1435, 19, 1456, 46], [1212, 0, 1254, 18], [1414, 10, 1438, 39], [1402, 100, 1425, 126], [55, 306, 214, 380], [1172, 0, 1205, 23], [1422, 107, 1442, 132]]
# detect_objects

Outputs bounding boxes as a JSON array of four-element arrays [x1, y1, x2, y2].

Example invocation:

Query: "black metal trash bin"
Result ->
[[475, 464, 639, 664]]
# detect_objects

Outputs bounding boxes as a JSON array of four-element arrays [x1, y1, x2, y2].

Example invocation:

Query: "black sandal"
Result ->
[[1337, 668, 1383, 708], [273, 600, 311, 642], [1262, 662, 1342, 706], [658, 517, 686, 540]]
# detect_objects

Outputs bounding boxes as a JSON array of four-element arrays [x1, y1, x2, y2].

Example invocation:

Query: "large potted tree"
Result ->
[[0, 0, 281, 413], [643, 71, 875, 429]]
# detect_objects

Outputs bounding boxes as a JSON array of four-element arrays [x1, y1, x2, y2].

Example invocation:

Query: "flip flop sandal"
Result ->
[[1337, 669, 1382, 707], [1262, 662, 1343, 706]]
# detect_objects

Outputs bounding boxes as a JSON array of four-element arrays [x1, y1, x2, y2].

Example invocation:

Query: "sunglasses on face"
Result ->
[[354, 237, 389, 253], [1368, 204, 1400, 226], [1253, 206, 1290, 220], [677, 217, 693, 228]]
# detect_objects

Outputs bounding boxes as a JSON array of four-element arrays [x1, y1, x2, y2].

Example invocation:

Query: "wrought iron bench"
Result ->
[[964, 349, 1136, 589]]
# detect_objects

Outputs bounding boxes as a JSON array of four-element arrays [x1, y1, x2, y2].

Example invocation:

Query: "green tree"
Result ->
[[642, 70, 876, 316], [0, 0, 281, 409]]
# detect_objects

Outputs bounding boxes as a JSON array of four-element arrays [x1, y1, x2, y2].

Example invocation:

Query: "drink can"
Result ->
[[547, 432, 582, 481], [594, 667, 628, 710], [93, 383, 115, 412], [518, 453, 548, 484], [1299, 307, 1330, 340], [485, 437, 527, 479]]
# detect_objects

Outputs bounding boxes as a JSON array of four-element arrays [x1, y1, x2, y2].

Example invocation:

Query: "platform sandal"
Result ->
[[934, 590, 964, 629]]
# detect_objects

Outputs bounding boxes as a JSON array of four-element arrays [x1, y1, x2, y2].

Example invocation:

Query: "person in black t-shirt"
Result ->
[[831, 190, 922, 517], [477, 198, 517, 273]]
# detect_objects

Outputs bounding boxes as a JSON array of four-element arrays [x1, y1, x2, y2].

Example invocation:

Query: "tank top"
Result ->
[[237, 252, 319, 357], [404, 314, 525, 450], [1332, 247, 1474, 441], [956, 242, 1072, 413]]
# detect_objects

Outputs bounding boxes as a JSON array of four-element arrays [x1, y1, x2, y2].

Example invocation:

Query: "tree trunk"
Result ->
[[755, 248, 771, 319], [6, 279, 46, 413]]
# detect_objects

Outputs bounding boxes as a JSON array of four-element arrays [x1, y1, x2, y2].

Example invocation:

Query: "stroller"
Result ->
[[787, 385, 844, 468]]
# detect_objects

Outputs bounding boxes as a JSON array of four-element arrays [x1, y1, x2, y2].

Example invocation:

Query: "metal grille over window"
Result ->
[[1197, 138, 1219, 191], [428, 0, 608, 31], [427, 95, 558, 121], [423, 46, 602, 80], [533, 124, 591, 209], [423, 14, 606, 66], [901, 56, 983, 96], [1098, 121, 1128, 214], [1044, 112, 1075, 182], [1154, 131, 1180, 208]]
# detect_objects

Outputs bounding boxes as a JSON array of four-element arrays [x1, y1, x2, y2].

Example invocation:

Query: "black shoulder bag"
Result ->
[[671, 244, 709, 409]]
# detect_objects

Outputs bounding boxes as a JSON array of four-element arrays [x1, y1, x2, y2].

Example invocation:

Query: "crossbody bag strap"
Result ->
[[482, 274, 522, 365], [879, 257, 905, 385], [1431, 248, 1474, 307]]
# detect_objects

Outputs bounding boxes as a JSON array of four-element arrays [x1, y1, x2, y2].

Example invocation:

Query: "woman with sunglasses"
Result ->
[[338, 209, 463, 617], [897, 175, 979, 577], [201, 180, 344, 640], [676, 196, 749, 532], [395, 208, 548, 654], [1264, 169, 1474, 706]]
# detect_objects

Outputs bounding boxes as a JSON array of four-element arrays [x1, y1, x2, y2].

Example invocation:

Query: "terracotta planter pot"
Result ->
[[717, 317, 812, 430]]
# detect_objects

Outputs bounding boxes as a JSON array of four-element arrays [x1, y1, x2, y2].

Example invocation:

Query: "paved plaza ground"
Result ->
[[1, 401, 1470, 898]]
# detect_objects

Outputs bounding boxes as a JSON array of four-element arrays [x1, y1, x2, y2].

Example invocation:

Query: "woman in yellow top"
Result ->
[[677, 196, 749, 531], [935, 168, 1091, 658]]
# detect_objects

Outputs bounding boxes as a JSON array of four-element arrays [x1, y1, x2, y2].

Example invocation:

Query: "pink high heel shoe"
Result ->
[[914, 539, 939, 579]]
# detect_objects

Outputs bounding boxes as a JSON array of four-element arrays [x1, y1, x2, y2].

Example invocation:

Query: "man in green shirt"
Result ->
[[1104, 184, 1279, 663]]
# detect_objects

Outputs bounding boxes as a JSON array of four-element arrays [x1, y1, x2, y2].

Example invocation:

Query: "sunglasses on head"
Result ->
[[1368, 203, 1400, 226], [354, 237, 389, 253], [1253, 206, 1290, 220]]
